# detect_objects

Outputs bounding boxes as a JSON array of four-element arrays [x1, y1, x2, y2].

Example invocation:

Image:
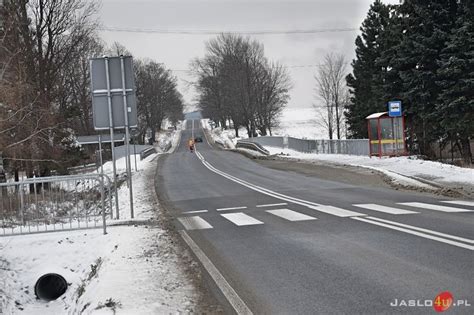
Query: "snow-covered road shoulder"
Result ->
[[262, 147, 474, 196]]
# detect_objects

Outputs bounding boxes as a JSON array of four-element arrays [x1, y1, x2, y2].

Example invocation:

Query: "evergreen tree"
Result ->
[[388, 0, 458, 155], [345, 0, 394, 138], [436, 0, 473, 163]]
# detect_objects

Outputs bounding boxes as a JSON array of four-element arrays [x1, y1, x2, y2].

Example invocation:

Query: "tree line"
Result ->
[[345, 0, 473, 162], [0, 0, 183, 177], [193, 34, 292, 137]]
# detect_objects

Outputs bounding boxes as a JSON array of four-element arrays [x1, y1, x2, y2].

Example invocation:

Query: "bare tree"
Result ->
[[135, 59, 184, 143], [0, 0, 99, 176], [314, 53, 348, 139], [194, 34, 291, 138], [107, 41, 132, 56]]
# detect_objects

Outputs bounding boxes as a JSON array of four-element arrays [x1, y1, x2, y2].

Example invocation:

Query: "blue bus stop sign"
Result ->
[[388, 101, 402, 117]]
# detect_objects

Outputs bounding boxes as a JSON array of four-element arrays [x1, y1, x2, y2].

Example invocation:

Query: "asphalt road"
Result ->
[[156, 119, 474, 314]]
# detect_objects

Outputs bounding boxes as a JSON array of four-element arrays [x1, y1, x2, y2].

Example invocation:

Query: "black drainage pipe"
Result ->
[[35, 273, 68, 301]]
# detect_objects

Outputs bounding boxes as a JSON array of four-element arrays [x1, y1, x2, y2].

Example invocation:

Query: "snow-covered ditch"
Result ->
[[0, 128, 202, 314]]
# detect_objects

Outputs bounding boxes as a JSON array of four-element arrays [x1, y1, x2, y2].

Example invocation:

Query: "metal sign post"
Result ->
[[388, 100, 403, 155], [131, 129, 138, 171], [120, 56, 134, 218], [104, 57, 120, 219], [98, 134, 104, 176]]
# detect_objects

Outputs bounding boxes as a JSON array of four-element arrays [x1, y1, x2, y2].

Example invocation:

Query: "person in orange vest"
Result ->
[[188, 138, 195, 152]]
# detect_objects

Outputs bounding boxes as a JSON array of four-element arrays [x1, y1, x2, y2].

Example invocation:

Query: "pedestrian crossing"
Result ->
[[398, 202, 473, 213], [353, 204, 418, 215], [221, 212, 264, 226], [177, 200, 474, 231], [178, 216, 213, 230], [441, 200, 474, 207], [266, 209, 317, 221]]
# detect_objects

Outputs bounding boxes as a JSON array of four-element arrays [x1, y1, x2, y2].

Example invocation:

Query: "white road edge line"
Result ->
[[256, 203, 288, 208], [352, 217, 474, 251], [179, 231, 253, 315], [365, 216, 474, 244], [182, 210, 208, 214], [217, 206, 248, 211]]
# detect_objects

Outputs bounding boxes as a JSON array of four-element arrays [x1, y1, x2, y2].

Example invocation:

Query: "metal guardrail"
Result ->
[[0, 174, 112, 236], [140, 147, 157, 160], [67, 163, 98, 174], [245, 136, 369, 156], [288, 137, 369, 155], [236, 140, 270, 155]]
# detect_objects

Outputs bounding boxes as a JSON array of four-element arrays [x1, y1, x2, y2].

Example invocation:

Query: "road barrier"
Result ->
[[244, 136, 369, 156], [236, 140, 270, 155], [0, 174, 112, 236], [140, 147, 157, 160]]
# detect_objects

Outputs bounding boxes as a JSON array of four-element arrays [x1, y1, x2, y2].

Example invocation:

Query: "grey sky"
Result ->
[[98, 0, 398, 110]]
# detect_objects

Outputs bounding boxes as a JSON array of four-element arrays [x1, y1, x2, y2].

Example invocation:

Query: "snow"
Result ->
[[202, 119, 237, 149], [264, 147, 474, 188], [272, 107, 328, 139], [202, 107, 328, 143], [201, 108, 472, 189], [0, 125, 202, 314]]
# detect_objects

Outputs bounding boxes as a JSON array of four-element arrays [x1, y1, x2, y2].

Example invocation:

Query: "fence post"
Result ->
[[19, 183, 24, 227]]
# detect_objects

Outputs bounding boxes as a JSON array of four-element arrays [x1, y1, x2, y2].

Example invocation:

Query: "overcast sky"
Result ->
[[98, 0, 398, 110]]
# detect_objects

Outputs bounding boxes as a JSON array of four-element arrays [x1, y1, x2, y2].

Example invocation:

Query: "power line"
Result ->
[[167, 63, 350, 72], [98, 26, 358, 35]]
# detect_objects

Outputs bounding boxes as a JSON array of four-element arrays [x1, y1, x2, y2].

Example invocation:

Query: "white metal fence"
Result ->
[[0, 174, 113, 236], [245, 136, 369, 156]]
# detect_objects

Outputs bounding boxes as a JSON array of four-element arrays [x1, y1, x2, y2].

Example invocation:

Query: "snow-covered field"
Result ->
[[272, 107, 327, 139], [203, 106, 327, 148], [0, 128, 201, 314]]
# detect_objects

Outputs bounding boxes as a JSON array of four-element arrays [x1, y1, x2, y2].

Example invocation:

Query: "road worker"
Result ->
[[188, 138, 195, 152]]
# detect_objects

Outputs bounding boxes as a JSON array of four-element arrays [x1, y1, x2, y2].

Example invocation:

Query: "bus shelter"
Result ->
[[366, 112, 407, 157]]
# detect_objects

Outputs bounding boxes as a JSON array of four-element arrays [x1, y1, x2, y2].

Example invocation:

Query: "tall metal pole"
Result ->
[[98, 134, 104, 176], [134, 141, 137, 171], [98, 134, 110, 219], [120, 56, 134, 218], [105, 57, 120, 219]]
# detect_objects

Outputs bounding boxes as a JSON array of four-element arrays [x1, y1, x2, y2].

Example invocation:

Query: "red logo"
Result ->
[[433, 291, 453, 312]]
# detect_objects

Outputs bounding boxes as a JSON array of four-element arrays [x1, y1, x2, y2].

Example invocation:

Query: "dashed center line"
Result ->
[[217, 206, 248, 211]]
